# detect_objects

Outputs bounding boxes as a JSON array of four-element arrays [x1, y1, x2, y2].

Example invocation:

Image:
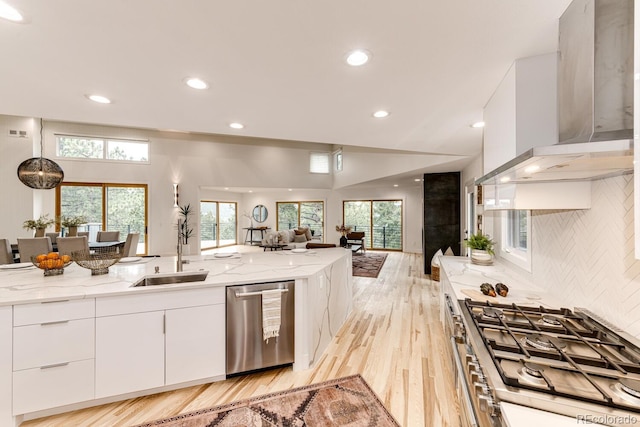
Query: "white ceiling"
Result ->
[[0, 0, 571, 184]]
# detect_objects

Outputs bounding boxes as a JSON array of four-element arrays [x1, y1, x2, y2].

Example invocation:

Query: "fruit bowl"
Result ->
[[71, 248, 123, 275], [31, 253, 73, 276]]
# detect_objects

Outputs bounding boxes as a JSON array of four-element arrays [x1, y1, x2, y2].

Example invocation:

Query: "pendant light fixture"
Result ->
[[16, 118, 64, 189]]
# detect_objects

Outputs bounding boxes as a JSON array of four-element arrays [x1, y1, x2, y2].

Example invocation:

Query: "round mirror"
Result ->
[[252, 205, 268, 223]]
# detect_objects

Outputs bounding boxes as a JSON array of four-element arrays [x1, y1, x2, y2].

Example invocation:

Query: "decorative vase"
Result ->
[[34, 228, 45, 237], [340, 235, 347, 247], [470, 249, 493, 265], [67, 226, 78, 237], [181, 243, 191, 256]]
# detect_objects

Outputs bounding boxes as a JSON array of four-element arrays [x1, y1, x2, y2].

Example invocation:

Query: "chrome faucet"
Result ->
[[177, 219, 183, 272]]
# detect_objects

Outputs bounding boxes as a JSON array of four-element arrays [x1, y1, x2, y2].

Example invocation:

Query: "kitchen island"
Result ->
[[0, 248, 353, 426]]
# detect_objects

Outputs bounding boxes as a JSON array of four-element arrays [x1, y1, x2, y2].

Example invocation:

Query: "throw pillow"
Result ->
[[294, 234, 307, 243], [297, 227, 312, 241], [294, 229, 305, 235], [278, 230, 291, 243]]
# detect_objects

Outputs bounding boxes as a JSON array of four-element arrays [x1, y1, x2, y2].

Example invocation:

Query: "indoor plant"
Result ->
[[23, 214, 55, 237], [335, 224, 352, 247], [465, 231, 495, 265], [178, 204, 194, 254], [58, 215, 86, 236]]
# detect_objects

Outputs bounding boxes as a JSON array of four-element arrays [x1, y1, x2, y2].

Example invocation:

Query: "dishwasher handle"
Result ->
[[235, 288, 289, 298]]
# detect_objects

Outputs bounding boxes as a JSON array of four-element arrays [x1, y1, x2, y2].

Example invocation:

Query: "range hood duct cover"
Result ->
[[558, 0, 634, 144]]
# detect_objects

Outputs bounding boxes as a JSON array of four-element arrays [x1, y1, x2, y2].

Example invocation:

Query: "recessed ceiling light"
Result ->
[[346, 49, 370, 66], [229, 122, 244, 129], [471, 121, 485, 128], [224, 187, 229, 190], [288, 189, 292, 191], [373, 110, 389, 118], [184, 77, 208, 90], [0, 1, 23, 22], [86, 94, 111, 104], [500, 176, 511, 183], [393, 184, 399, 187], [524, 165, 540, 174], [414, 178, 422, 182]]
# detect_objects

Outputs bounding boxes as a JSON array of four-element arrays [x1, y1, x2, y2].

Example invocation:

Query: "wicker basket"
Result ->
[[431, 265, 440, 282]]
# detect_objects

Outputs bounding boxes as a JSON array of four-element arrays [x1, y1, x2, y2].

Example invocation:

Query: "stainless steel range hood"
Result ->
[[476, 0, 634, 187], [476, 138, 633, 185]]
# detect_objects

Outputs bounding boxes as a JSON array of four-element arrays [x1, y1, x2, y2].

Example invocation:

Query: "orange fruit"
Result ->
[[46, 252, 59, 260], [54, 259, 64, 269], [61, 255, 71, 263], [35, 254, 47, 263]]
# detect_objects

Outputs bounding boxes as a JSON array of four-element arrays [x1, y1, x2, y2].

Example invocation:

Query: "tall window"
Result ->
[[501, 210, 531, 271], [56, 183, 148, 254], [200, 201, 237, 250], [276, 201, 324, 240], [343, 200, 403, 250]]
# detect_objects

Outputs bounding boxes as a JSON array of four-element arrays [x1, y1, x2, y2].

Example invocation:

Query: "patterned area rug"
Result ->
[[352, 252, 388, 278], [135, 375, 399, 427]]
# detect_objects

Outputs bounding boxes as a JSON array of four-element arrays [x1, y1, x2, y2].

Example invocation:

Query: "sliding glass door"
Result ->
[[276, 201, 324, 240], [343, 200, 402, 250], [200, 201, 237, 250], [56, 183, 148, 254]]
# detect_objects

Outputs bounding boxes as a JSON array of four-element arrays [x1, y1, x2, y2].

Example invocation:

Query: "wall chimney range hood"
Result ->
[[477, 0, 634, 187]]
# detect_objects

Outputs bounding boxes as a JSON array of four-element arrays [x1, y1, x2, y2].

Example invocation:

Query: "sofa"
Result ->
[[261, 227, 316, 249]]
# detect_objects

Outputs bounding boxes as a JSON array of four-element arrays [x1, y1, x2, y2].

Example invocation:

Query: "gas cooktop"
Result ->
[[463, 299, 640, 419]]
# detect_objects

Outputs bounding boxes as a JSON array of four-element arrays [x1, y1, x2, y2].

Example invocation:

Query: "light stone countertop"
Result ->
[[0, 248, 351, 306], [438, 255, 564, 308]]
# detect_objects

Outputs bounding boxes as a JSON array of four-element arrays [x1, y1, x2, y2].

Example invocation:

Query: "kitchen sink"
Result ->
[[131, 270, 209, 287]]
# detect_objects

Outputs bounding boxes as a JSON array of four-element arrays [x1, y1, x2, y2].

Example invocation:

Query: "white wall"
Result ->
[[0, 115, 424, 255]]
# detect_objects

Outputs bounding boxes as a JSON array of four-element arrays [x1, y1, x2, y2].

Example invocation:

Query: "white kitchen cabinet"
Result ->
[[634, 0, 640, 259], [483, 52, 558, 173], [0, 306, 11, 426], [95, 311, 165, 398], [12, 298, 96, 415], [95, 287, 225, 398], [165, 304, 225, 385]]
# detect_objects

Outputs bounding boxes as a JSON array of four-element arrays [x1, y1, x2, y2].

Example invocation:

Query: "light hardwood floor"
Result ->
[[22, 251, 461, 427]]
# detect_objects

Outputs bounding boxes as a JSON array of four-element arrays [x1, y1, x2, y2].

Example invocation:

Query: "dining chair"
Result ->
[[97, 231, 120, 242], [122, 232, 140, 257], [45, 232, 59, 245], [77, 231, 90, 240], [0, 239, 14, 265], [17, 237, 53, 263], [56, 236, 89, 257]]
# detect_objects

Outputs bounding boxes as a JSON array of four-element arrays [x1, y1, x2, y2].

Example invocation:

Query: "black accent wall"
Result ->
[[423, 172, 461, 274]]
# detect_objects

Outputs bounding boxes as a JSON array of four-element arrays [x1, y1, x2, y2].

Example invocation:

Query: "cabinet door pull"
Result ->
[[40, 362, 70, 369], [41, 320, 69, 326], [41, 300, 70, 304]]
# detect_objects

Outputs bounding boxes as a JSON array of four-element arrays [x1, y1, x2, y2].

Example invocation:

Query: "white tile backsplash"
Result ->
[[530, 174, 640, 337]]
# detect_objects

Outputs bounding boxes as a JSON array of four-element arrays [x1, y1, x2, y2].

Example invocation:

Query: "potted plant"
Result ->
[[465, 231, 495, 265], [178, 204, 194, 254], [335, 224, 352, 247], [23, 214, 55, 237], [58, 215, 86, 236]]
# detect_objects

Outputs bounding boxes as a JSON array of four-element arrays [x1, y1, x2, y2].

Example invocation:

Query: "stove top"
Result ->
[[463, 299, 640, 418]]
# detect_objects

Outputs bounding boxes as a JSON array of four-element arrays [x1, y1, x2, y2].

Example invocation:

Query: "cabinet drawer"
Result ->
[[13, 358, 94, 415], [96, 287, 224, 316], [14, 299, 95, 326], [14, 318, 95, 371]]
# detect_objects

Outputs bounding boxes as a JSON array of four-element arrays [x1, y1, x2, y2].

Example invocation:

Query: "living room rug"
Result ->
[[135, 374, 399, 426], [352, 252, 388, 278]]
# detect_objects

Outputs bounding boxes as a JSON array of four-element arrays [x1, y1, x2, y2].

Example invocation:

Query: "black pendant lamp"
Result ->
[[17, 118, 64, 189]]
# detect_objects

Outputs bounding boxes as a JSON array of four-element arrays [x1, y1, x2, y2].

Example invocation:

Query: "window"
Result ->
[[56, 183, 148, 255], [343, 200, 403, 250], [56, 135, 149, 162], [309, 152, 330, 174], [200, 201, 237, 250], [333, 149, 343, 172], [501, 210, 531, 271], [276, 201, 324, 239]]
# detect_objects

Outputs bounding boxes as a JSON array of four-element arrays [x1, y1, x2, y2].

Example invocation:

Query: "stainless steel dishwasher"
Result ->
[[226, 281, 294, 375]]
